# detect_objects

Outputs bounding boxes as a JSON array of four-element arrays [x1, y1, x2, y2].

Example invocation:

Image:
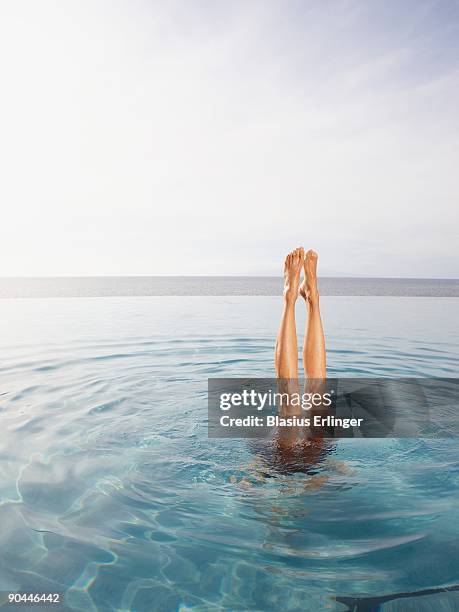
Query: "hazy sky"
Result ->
[[0, 0, 458, 277]]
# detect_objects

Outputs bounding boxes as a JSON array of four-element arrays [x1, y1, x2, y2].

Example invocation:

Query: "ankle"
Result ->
[[307, 291, 320, 307], [283, 291, 297, 306]]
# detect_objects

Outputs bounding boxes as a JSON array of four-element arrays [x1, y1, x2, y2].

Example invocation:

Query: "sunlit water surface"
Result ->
[[0, 297, 458, 611]]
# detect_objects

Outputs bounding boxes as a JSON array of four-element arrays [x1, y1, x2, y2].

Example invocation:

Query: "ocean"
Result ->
[[0, 275, 458, 297]]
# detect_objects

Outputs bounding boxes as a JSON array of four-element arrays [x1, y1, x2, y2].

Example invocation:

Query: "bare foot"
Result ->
[[299, 249, 319, 304], [283, 247, 304, 303]]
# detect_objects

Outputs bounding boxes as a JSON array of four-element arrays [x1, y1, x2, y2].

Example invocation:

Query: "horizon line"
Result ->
[[0, 275, 458, 281]]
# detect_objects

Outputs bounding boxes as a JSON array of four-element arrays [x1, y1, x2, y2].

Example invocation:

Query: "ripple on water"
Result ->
[[0, 297, 458, 610]]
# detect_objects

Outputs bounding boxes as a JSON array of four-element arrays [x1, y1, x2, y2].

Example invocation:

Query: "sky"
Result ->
[[0, 0, 458, 277]]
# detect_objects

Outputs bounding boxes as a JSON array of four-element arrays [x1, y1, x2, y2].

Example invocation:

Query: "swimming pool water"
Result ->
[[0, 297, 458, 611]]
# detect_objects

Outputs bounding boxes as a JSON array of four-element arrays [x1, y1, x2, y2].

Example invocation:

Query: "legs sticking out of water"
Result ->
[[274, 248, 327, 467], [275, 247, 326, 382], [235, 248, 329, 484]]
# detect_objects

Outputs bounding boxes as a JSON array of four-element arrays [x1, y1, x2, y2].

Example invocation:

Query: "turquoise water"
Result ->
[[0, 297, 458, 611]]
